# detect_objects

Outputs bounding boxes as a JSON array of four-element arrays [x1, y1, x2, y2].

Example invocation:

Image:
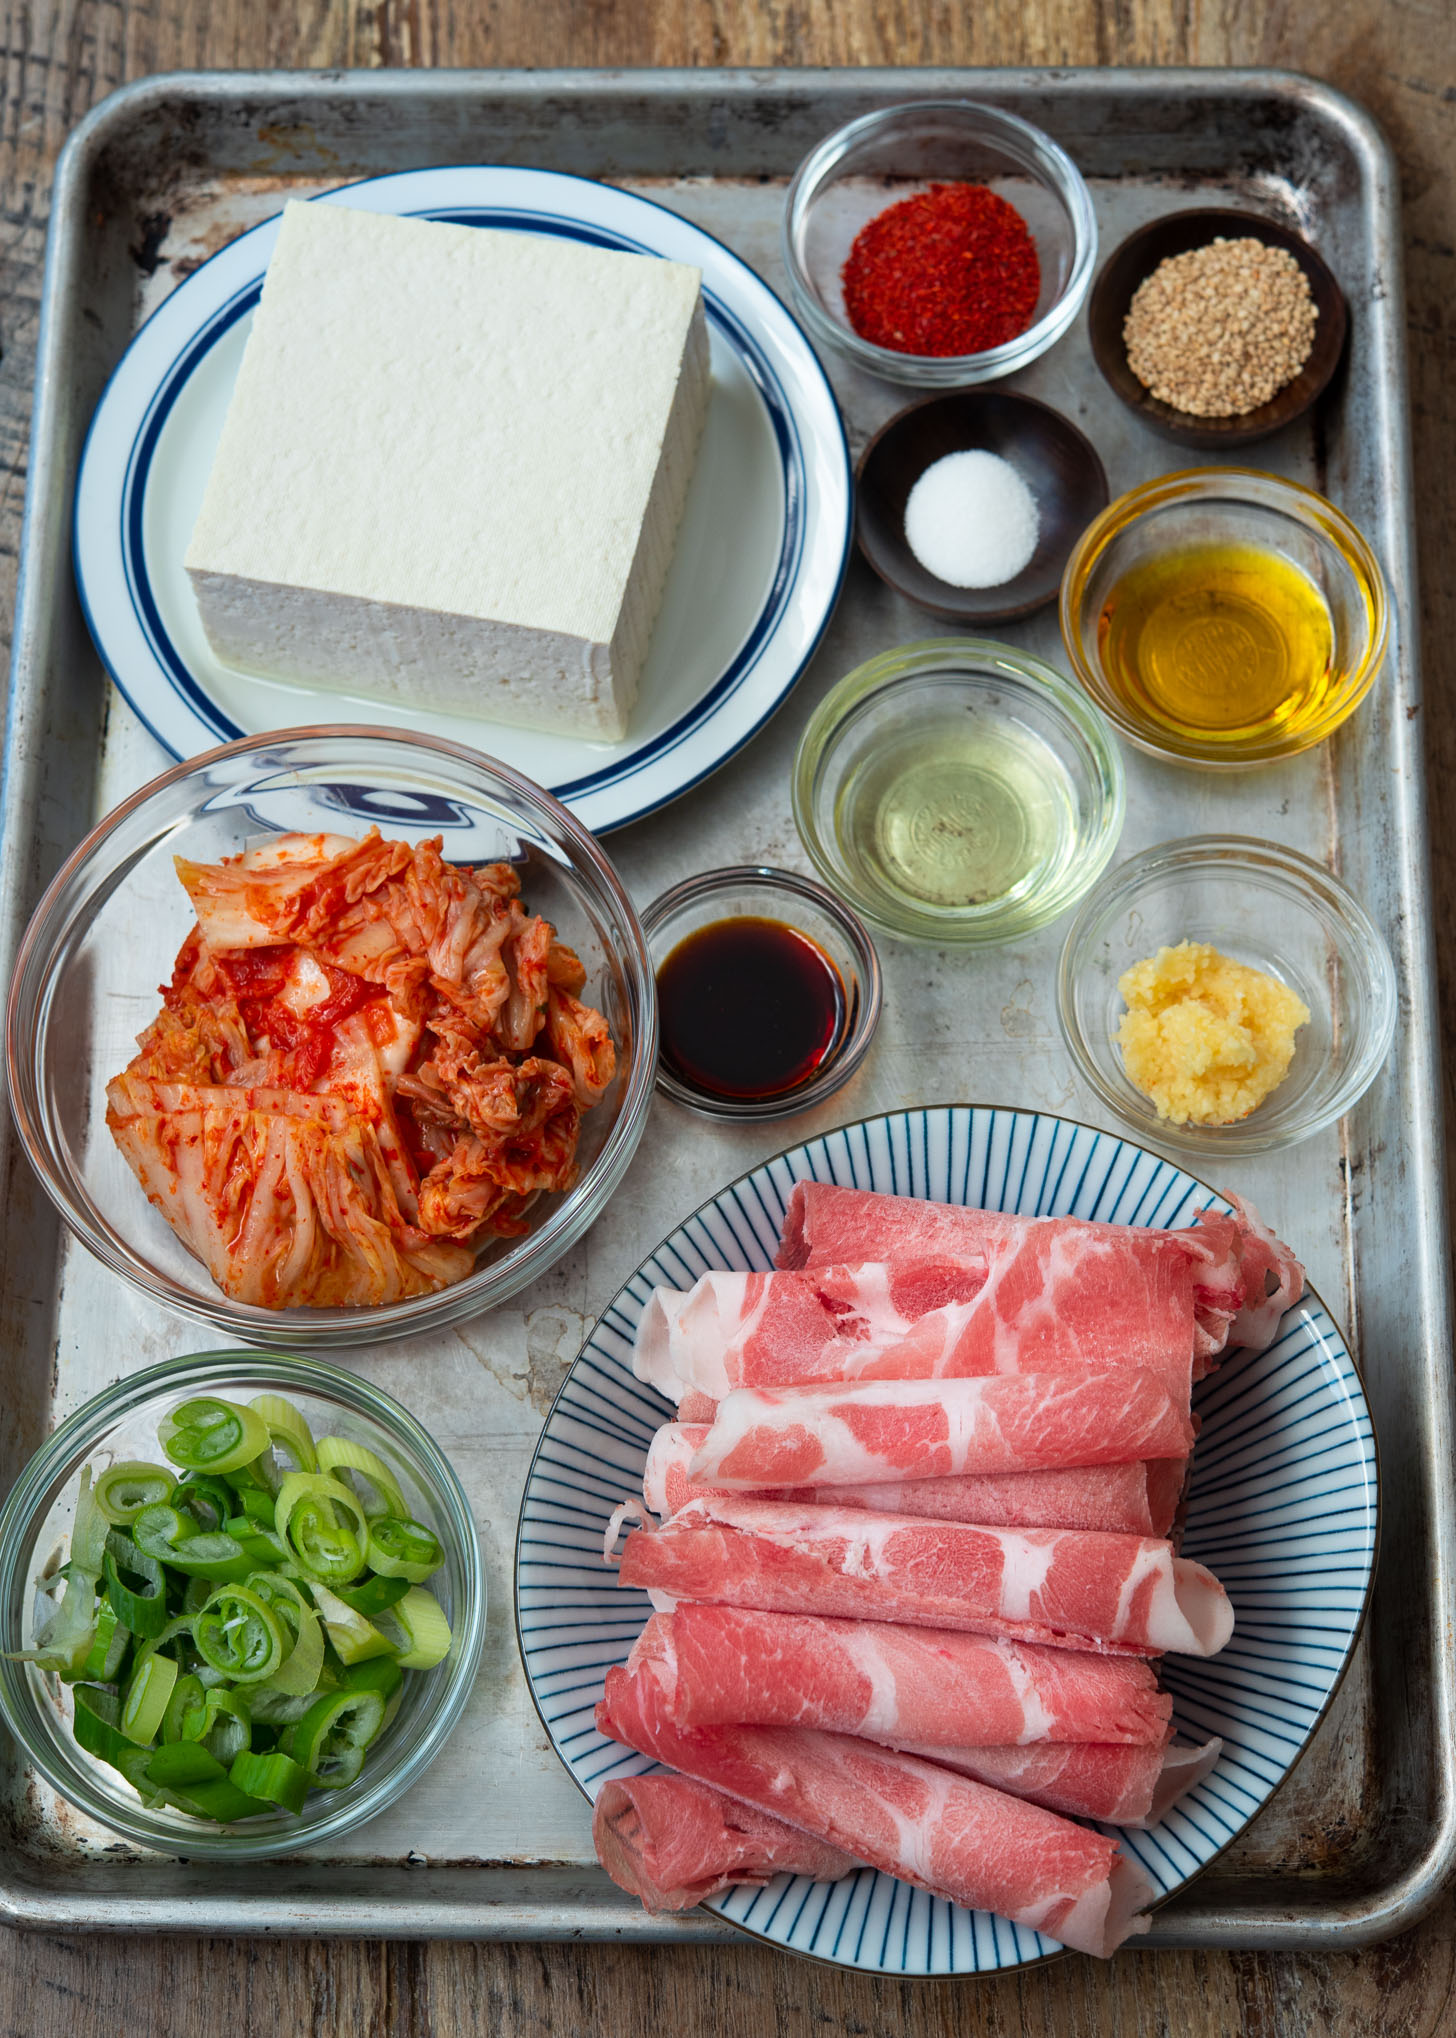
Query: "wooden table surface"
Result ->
[[0, 2, 1452, 2033]]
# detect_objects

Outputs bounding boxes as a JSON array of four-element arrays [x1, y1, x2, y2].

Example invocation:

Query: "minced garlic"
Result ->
[[1115, 940, 1310, 1126]]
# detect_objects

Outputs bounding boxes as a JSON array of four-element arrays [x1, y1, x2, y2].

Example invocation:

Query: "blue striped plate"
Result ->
[[515, 1105, 1377, 1973], [72, 166, 851, 837]]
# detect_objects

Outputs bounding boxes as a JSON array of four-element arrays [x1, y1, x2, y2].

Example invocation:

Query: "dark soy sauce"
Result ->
[[657, 917, 847, 1102]]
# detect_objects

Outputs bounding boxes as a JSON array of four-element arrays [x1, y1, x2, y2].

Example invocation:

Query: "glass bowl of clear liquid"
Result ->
[[792, 639, 1125, 946]]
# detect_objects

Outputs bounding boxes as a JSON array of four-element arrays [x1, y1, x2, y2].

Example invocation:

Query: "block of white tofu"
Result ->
[[184, 201, 712, 741]]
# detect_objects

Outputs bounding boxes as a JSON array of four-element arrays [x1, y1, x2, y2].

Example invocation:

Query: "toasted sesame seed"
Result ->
[[1122, 236, 1318, 418]]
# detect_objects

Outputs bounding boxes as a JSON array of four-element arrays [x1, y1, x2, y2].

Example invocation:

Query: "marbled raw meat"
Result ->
[[615, 1496, 1233, 1658], [634, 1235, 1197, 1404], [688, 1372, 1193, 1491], [900, 1737, 1222, 1827], [591, 1772, 855, 1910], [777, 1183, 1301, 1359], [644, 1423, 1183, 1537], [596, 1638, 1154, 1957], [637, 1605, 1172, 1746]]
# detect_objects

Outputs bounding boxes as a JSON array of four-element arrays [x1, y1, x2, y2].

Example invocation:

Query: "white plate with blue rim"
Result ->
[[515, 1103, 1378, 1975], [72, 165, 852, 837]]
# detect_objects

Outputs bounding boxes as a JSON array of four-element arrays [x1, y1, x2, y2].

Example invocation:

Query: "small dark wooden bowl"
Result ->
[[855, 392, 1109, 624], [1088, 207, 1347, 448]]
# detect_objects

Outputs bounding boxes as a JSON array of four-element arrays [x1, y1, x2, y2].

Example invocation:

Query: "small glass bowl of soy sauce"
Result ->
[[641, 867, 883, 1120]]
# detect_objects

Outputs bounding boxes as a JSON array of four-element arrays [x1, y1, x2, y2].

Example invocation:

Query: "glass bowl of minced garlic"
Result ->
[[1056, 836, 1396, 1156]]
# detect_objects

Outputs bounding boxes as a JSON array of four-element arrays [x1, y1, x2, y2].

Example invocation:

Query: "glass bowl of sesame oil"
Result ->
[[1059, 468, 1388, 767], [792, 641, 1125, 947]]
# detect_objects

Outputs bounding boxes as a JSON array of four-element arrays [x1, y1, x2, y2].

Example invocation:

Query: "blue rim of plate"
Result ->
[[72, 165, 853, 836], [514, 1104, 1378, 1976]]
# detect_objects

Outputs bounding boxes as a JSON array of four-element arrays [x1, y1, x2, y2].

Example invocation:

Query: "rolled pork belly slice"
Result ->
[[1224, 1193, 1305, 1348], [638, 1605, 1173, 1746], [634, 1237, 1198, 1406], [631, 1258, 988, 1402], [616, 1496, 1235, 1658], [644, 1422, 1180, 1537], [596, 1649, 1154, 1959], [592, 1772, 856, 1911], [688, 1371, 1194, 1492], [776, 1182, 1302, 1359], [897, 1736, 1224, 1827]]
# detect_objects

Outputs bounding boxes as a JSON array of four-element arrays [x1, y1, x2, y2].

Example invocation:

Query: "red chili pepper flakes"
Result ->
[[841, 182, 1042, 358]]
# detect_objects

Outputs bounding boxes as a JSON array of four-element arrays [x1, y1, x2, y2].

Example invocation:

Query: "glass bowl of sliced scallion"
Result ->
[[0, 1351, 485, 1857]]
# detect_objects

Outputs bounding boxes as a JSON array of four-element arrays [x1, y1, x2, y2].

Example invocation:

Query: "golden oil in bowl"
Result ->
[[1059, 470, 1390, 769], [1096, 541, 1334, 744]]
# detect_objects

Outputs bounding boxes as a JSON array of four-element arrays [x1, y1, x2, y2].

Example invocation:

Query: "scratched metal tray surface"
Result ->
[[0, 67, 1449, 1948]]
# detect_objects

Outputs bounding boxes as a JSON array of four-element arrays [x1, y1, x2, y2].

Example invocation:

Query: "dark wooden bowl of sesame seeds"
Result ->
[[1087, 208, 1347, 448]]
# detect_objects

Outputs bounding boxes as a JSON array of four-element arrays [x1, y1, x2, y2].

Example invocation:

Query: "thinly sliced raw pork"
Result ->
[[596, 1644, 1154, 1957], [644, 1423, 1182, 1537], [902, 1737, 1223, 1827], [777, 1182, 1301, 1358], [634, 1235, 1198, 1404], [688, 1372, 1193, 1491], [638, 1605, 1173, 1746], [591, 1773, 855, 1910], [615, 1496, 1233, 1658]]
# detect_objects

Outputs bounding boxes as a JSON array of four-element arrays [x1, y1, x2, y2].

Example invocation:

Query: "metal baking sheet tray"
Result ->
[[0, 66, 1449, 1947]]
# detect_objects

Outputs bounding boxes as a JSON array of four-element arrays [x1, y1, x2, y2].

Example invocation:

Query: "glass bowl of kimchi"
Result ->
[[0, 1349, 486, 1858], [5, 728, 657, 1347]]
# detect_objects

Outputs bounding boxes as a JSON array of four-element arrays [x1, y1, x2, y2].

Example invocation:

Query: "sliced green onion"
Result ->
[[174, 1474, 235, 1535], [103, 1531, 168, 1639], [9, 1571, 100, 1676], [379, 1587, 452, 1671], [119, 1651, 179, 1744], [146, 1740, 226, 1789], [192, 1584, 286, 1685], [72, 1685, 164, 1802], [246, 1684, 321, 1727], [235, 1486, 279, 1529], [366, 1516, 444, 1584], [195, 1685, 251, 1763], [158, 1398, 270, 1476], [71, 1466, 108, 1574], [307, 1581, 396, 1667], [144, 1740, 269, 1820], [332, 1573, 409, 1619], [285, 1688, 386, 1788], [77, 1601, 128, 1685], [229, 1748, 311, 1814], [249, 1395, 318, 1476], [162, 1672, 206, 1745], [342, 1655, 404, 1702], [247, 1573, 324, 1697], [132, 1503, 256, 1585], [224, 1525, 291, 1572], [94, 1461, 177, 1526], [274, 1473, 369, 1587], [316, 1438, 407, 1522]]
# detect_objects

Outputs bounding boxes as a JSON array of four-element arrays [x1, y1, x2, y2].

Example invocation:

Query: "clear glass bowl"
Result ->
[[783, 100, 1097, 388], [792, 639, 1126, 947], [1058, 468, 1389, 767], [640, 866, 883, 1120], [0, 1350, 486, 1859], [1056, 835, 1397, 1157], [5, 727, 657, 1348]]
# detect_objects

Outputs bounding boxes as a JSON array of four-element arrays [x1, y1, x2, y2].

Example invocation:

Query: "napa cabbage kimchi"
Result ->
[[105, 830, 615, 1309]]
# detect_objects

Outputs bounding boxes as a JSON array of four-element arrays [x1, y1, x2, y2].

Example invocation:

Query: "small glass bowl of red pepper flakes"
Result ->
[[784, 101, 1097, 388]]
